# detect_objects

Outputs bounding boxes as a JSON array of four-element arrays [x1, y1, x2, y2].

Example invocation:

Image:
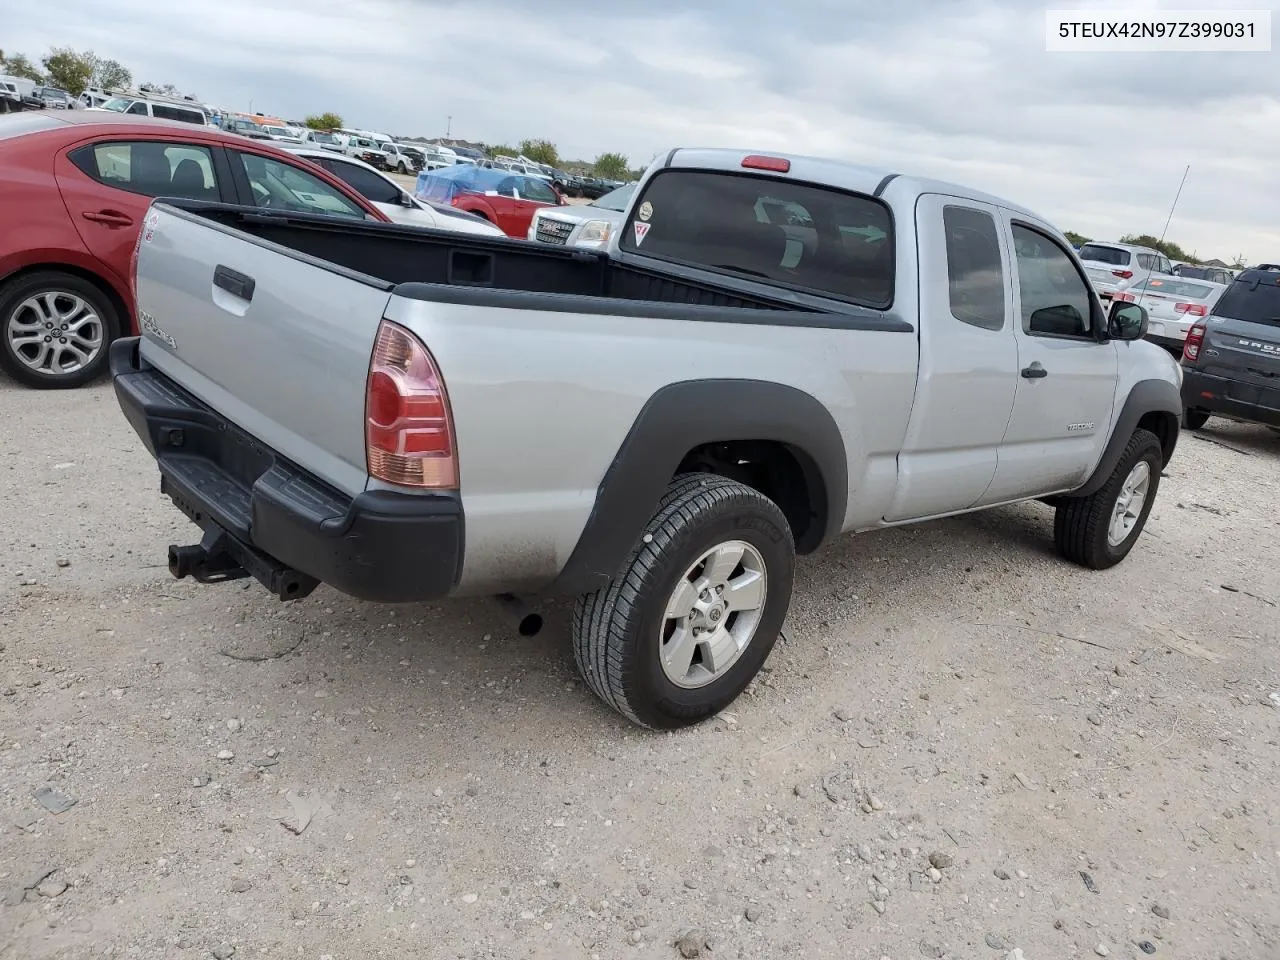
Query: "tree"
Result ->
[[485, 143, 518, 158], [1063, 230, 1091, 248], [1119, 233, 1194, 263], [593, 152, 629, 180], [89, 56, 131, 92], [41, 47, 94, 96], [519, 138, 559, 167], [305, 112, 344, 130], [141, 82, 179, 96], [1, 52, 44, 82]]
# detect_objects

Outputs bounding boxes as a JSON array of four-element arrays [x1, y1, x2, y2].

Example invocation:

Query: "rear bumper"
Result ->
[[1181, 366, 1280, 428], [110, 337, 463, 603]]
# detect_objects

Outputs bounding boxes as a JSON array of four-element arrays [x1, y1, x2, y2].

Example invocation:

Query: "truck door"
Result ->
[[978, 215, 1118, 504], [884, 194, 1019, 521]]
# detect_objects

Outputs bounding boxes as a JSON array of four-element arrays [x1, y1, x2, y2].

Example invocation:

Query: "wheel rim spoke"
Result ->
[[724, 569, 765, 613], [662, 626, 699, 679], [664, 579, 699, 620], [702, 543, 745, 584]]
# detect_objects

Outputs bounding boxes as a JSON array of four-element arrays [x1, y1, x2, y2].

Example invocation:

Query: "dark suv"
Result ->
[[1180, 264, 1280, 432]]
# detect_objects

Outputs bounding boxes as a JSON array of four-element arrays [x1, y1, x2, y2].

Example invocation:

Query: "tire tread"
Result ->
[[572, 473, 791, 728]]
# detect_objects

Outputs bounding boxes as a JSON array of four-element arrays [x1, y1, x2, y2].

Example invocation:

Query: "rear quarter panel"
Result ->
[[382, 292, 918, 594]]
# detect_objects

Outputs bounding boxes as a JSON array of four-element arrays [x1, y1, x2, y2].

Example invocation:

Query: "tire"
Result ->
[[0, 270, 120, 389], [1182, 408, 1209, 430], [398, 162, 408, 174], [1054, 428, 1163, 570], [572, 473, 796, 729]]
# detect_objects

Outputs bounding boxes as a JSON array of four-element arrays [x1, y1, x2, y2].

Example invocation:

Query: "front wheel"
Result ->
[[572, 473, 795, 729], [1054, 428, 1163, 570], [0, 270, 120, 389]]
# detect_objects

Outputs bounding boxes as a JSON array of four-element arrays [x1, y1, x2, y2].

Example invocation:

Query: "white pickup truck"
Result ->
[[112, 147, 1183, 729]]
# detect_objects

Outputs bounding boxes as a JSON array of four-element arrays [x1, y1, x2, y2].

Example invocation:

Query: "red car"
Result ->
[[0, 111, 390, 389], [414, 164, 565, 239]]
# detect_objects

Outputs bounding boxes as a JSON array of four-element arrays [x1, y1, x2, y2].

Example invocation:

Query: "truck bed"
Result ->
[[179, 200, 817, 313]]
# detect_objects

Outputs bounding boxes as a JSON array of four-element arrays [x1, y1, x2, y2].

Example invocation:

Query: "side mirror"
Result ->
[[400, 192, 414, 208], [1108, 300, 1148, 341]]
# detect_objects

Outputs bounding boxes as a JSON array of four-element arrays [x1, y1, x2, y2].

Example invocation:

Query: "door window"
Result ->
[[236, 152, 366, 219], [942, 205, 1006, 331], [126, 101, 149, 115], [324, 159, 402, 204], [69, 140, 220, 201], [1011, 224, 1097, 339]]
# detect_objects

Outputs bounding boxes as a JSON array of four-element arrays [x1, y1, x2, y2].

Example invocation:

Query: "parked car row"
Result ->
[[0, 111, 512, 389]]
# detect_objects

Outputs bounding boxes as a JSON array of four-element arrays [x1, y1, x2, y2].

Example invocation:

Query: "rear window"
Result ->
[[1137, 277, 1216, 300], [1211, 276, 1280, 328], [1174, 265, 1210, 280], [1079, 244, 1131, 266], [618, 169, 894, 308]]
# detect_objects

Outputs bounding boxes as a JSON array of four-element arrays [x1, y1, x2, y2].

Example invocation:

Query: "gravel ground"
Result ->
[[1, 375, 1278, 960]]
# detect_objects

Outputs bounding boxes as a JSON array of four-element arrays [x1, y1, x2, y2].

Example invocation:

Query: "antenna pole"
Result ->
[[1157, 164, 1190, 248]]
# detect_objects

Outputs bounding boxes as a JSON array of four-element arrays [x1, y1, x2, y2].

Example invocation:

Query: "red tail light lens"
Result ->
[[1114, 292, 1137, 302], [1112, 269, 1134, 280], [1183, 322, 1206, 362], [1174, 303, 1208, 317], [365, 320, 457, 489]]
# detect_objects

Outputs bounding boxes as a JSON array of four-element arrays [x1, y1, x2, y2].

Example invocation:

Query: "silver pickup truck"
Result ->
[[112, 147, 1184, 729]]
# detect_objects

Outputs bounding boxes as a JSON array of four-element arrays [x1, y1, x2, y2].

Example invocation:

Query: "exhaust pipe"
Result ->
[[495, 593, 544, 637]]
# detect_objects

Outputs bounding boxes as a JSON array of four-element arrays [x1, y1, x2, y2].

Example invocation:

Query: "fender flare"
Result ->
[[550, 379, 849, 596], [1070, 379, 1181, 498]]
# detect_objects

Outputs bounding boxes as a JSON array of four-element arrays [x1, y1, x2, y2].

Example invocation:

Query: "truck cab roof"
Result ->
[[660, 147, 1046, 225]]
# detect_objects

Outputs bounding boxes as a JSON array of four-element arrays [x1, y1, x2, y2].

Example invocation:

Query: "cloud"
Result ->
[[8, 0, 1279, 260]]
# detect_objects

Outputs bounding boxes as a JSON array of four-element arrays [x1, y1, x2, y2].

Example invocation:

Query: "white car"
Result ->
[[528, 182, 635, 249], [277, 146, 504, 237], [1077, 241, 1174, 303], [1112, 274, 1227, 357]]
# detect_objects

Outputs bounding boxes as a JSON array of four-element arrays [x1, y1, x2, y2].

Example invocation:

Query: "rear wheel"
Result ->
[[1054, 428, 1163, 570], [1182, 408, 1210, 430], [0, 271, 119, 389], [572, 473, 795, 729]]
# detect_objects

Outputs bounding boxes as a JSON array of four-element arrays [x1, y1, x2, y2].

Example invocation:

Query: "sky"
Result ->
[[9, 0, 1280, 262]]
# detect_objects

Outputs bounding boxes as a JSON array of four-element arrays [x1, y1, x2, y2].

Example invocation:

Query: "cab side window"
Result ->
[[1011, 224, 1097, 339], [942, 205, 1006, 331]]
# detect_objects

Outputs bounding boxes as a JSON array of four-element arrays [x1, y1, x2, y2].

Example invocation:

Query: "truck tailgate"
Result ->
[[135, 204, 393, 497]]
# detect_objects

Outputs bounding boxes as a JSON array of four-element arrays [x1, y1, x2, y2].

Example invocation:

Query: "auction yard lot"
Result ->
[[1, 376, 1278, 960]]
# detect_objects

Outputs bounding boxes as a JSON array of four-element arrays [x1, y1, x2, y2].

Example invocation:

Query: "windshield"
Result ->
[[592, 183, 637, 211], [1211, 276, 1280, 329], [101, 98, 132, 112], [310, 131, 337, 143], [1078, 244, 1132, 266], [263, 126, 288, 136]]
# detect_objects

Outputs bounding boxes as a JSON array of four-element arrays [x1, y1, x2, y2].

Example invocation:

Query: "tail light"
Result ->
[[1113, 292, 1137, 302], [742, 154, 791, 173], [365, 320, 457, 489], [1112, 269, 1134, 280], [129, 207, 155, 319], [1183, 322, 1207, 362], [1175, 303, 1208, 317]]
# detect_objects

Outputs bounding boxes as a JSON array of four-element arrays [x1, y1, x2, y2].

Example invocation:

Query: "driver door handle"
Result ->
[[82, 209, 134, 228], [1021, 363, 1048, 379]]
